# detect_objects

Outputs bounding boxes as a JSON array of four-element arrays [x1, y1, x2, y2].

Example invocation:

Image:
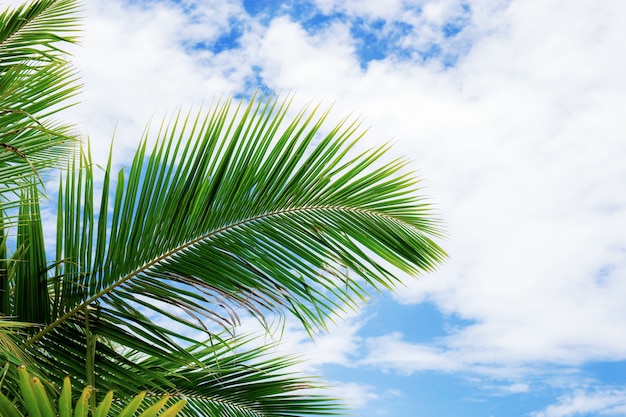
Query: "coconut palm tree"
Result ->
[[0, 0, 446, 416]]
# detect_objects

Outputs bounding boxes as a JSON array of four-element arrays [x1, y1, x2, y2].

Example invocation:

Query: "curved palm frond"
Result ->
[[0, 0, 80, 67], [31, 94, 444, 343], [0, 2, 447, 415], [0, 91, 445, 414], [0, 0, 80, 215], [161, 336, 343, 417], [0, 0, 80, 369], [40, 330, 344, 417], [0, 60, 79, 186]]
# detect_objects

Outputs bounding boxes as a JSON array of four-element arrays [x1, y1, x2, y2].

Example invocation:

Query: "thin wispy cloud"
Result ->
[[532, 389, 626, 417]]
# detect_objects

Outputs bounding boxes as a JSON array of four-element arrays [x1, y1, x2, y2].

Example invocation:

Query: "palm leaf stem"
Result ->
[[28, 201, 423, 346]]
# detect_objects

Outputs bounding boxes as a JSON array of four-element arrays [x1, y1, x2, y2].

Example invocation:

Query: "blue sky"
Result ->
[[9, 0, 626, 415]]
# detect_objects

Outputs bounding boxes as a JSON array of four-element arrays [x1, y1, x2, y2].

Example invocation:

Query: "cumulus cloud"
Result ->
[[63, 0, 258, 164], [385, 0, 626, 371], [250, 308, 368, 373]]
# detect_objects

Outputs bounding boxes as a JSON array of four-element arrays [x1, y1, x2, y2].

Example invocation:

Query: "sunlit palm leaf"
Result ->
[[1, 89, 446, 415], [159, 336, 344, 417], [27, 322, 344, 416], [0, 0, 80, 215], [35, 95, 444, 340], [19, 96, 444, 405], [13, 181, 48, 324], [1, 2, 446, 416], [0, 0, 80, 68]]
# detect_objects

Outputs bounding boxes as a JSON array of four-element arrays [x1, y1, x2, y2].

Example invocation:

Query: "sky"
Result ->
[[6, 0, 626, 415]]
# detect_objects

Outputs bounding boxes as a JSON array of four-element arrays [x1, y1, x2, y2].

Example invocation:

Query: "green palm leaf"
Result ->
[[3, 87, 445, 415], [26, 325, 345, 416], [0, 0, 80, 68], [1, 1, 446, 416], [0, 0, 80, 216], [31, 94, 444, 343], [160, 336, 344, 417], [15, 95, 444, 408]]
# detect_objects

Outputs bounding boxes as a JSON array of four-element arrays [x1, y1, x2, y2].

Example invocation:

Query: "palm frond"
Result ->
[[6, 92, 444, 414], [164, 336, 344, 417], [26, 321, 344, 416], [30, 93, 445, 345], [0, 0, 81, 216], [0, 2, 446, 415], [14, 181, 49, 324], [0, 0, 81, 69]]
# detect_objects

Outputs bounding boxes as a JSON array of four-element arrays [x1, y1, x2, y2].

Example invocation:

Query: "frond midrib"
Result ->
[[27, 203, 418, 345]]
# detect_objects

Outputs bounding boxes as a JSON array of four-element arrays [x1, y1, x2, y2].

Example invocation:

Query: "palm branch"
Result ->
[[0, 0, 80, 218], [0, 1, 447, 415], [5, 94, 445, 413], [0, 0, 81, 394]]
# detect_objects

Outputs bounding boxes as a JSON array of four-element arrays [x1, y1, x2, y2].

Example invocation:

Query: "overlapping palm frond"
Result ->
[[11, 94, 445, 411], [175, 350, 338, 415], [0, 0, 80, 215], [27, 95, 444, 334], [125, 335, 342, 417], [0, 0, 80, 66], [40, 95, 444, 333], [27, 315, 344, 416], [1, 1, 447, 415], [0, 0, 80, 394], [0, 0, 81, 384]]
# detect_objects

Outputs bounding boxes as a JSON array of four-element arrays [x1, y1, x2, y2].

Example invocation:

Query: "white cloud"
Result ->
[[361, 332, 459, 373], [311, 0, 404, 20], [532, 389, 626, 417], [229, 0, 626, 379], [251, 308, 368, 373], [256, 16, 360, 92], [64, 0, 256, 165], [386, 0, 626, 370], [497, 382, 530, 394], [327, 381, 381, 409], [311, 0, 469, 27]]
